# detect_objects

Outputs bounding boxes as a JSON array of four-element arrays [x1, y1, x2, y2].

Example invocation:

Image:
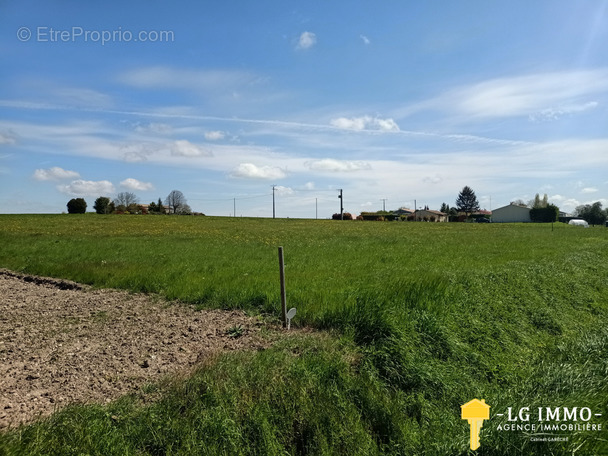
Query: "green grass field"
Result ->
[[1, 214, 607, 455]]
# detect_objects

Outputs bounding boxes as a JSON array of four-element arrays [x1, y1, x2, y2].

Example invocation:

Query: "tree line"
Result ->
[[66, 190, 195, 215]]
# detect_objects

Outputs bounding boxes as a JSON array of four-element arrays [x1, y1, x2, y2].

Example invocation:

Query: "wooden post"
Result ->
[[278, 246, 287, 328]]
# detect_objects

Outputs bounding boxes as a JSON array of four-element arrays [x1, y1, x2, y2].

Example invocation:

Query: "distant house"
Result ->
[[492, 203, 531, 223], [393, 207, 414, 217], [415, 209, 448, 222], [474, 210, 492, 218], [558, 211, 575, 223]]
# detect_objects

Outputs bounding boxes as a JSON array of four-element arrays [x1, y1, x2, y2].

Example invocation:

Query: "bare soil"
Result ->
[[0, 269, 276, 429]]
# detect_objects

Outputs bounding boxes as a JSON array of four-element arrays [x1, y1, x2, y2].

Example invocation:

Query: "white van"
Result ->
[[569, 219, 589, 228]]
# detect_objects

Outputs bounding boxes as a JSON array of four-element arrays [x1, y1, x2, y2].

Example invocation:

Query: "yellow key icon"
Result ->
[[461, 399, 490, 450]]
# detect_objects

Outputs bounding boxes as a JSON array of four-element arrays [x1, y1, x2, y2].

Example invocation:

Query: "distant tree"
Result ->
[[440, 203, 450, 213], [530, 204, 559, 223], [67, 198, 87, 214], [333, 212, 353, 220], [530, 193, 549, 209], [176, 203, 192, 215], [148, 198, 165, 214], [455, 186, 480, 217], [511, 199, 528, 207], [126, 203, 140, 214], [114, 192, 139, 208], [93, 196, 111, 214], [165, 190, 187, 214], [575, 202, 607, 226]]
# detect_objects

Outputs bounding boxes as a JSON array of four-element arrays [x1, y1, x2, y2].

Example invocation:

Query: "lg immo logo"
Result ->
[[461, 399, 604, 450], [461, 399, 490, 450], [495, 406, 603, 433]]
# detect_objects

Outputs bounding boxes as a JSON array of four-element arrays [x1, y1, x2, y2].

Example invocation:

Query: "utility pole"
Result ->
[[338, 189, 343, 220], [233, 198, 236, 218], [272, 185, 276, 219], [381, 198, 387, 212], [414, 199, 417, 221], [315, 198, 318, 220]]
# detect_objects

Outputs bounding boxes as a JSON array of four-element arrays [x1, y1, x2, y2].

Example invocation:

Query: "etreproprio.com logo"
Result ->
[[17, 26, 174, 45]]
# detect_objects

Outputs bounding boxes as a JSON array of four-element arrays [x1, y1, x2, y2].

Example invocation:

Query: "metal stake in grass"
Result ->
[[278, 246, 287, 328]]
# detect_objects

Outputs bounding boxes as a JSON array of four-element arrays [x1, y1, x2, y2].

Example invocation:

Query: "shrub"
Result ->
[[67, 198, 87, 214], [530, 204, 559, 223], [332, 212, 353, 220]]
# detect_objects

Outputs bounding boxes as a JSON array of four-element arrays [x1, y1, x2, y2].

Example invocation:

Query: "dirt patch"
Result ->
[[0, 269, 276, 429]]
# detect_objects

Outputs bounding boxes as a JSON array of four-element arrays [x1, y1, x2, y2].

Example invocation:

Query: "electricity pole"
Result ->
[[272, 185, 276, 219], [338, 189, 343, 220], [381, 198, 387, 212]]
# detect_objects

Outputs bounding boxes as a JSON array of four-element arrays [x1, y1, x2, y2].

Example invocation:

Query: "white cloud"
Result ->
[[53, 87, 114, 109], [529, 102, 599, 121], [330, 116, 400, 132], [303, 181, 315, 190], [231, 163, 286, 180], [171, 140, 212, 157], [581, 187, 598, 194], [0, 132, 16, 145], [134, 122, 173, 134], [33, 167, 80, 181], [120, 143, 159, 162], [417, 69, 608, 120], [422, 174, 443, 184], [57, 179, 115, 196], [360, 34, 370, 45], [275, 185, 294, 196], [306, 159, 371, 172], [297, 31, 317, 50], [204, 130, 225, 141], [120, 66, 262, 93], [120, 178, 154, 191]]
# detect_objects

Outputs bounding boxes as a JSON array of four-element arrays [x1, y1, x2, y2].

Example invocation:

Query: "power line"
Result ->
[[188, 193, 271, 203]]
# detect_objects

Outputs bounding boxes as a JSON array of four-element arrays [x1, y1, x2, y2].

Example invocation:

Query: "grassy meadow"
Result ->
[[0, 214, 607, 455]]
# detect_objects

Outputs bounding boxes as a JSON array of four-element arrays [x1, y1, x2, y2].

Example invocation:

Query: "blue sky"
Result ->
[[1, 1, 607, 217]]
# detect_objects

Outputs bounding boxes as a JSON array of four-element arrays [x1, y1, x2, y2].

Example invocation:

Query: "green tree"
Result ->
[[530, 193, 549, 209], [576, 202, 607, 226], [455, 186, 479, 217], [67, 198, 87, 214], [93, 196, 111, 214], [114, 192, 139, 208], [165, 190, 187, 214], [530, 204, 559, 223], [440, 203, 450, 213]]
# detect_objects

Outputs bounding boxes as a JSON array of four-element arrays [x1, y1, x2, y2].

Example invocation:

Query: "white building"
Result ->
[[491, 203, 531, 223]]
